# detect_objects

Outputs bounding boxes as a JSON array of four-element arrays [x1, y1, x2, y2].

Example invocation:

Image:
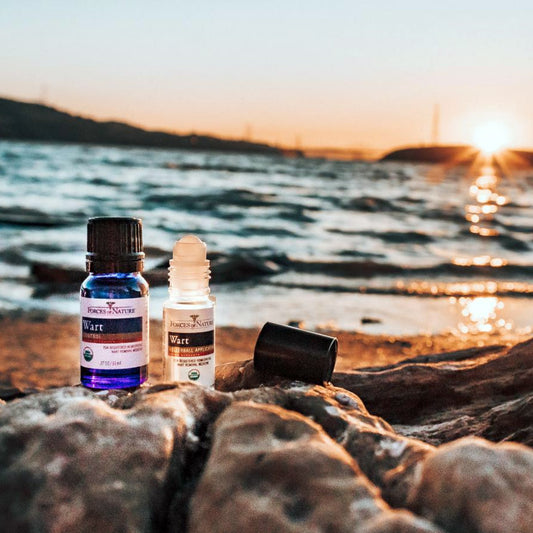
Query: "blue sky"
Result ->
[[1, 1, 532, 149]]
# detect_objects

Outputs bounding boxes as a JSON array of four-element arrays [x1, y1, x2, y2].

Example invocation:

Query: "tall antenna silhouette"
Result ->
[[431, 103, 440, 145]]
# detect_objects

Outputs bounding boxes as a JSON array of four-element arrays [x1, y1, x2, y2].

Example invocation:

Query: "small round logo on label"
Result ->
[[188, 369, 200, 381], [83, 347, 94, 362]]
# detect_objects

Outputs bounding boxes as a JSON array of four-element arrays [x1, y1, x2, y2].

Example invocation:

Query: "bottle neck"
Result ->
[[168, 262, 210, 301], [168, 288, 211, 303], [88, 271, 142, 277], [86, 258, 144, 274]]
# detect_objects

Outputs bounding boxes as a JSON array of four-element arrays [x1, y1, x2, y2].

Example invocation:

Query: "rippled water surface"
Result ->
[[2, 141, 533, 334]]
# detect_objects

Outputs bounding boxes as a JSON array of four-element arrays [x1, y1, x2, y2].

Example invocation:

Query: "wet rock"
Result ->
[[357, 230, 435, 244], [0, 207, 80, 227], [410, 437, 533, 533], [361, 316, 382, 325], [290, 259, 404, 278], [31, 262, 87, 284], [188, 402, 441, 533], [210, 254, 281, 283], [343, 196, 401, 213]]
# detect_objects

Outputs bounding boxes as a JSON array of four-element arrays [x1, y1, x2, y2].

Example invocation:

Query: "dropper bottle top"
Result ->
[[169, 234, 211, 299]]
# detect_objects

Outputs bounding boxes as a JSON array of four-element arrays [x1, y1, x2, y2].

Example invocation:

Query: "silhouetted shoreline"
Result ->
[[381, 144, 533, 166], [0, 96, 281, 155]]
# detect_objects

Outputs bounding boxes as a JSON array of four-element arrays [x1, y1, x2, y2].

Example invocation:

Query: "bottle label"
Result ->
[[164, 306, 215, 387], [80, 296, 149, 370]]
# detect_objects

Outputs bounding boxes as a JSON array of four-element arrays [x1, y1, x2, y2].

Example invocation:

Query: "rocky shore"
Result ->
[[0, 322, 532, 532]]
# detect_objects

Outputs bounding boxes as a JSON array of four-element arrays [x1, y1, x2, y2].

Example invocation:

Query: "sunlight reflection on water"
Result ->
[[465, 161, 506, 238], [453, 295, 512, 334], [450, 157, 515, 333]]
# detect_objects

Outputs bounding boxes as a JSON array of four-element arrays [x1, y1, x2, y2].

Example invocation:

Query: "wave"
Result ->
[[269, 280, 533, 298], [144, 189, 320, 224], [144, 188, 278, 209], [288, 259, 533, 279], [0, 208, 82, 227], [457, 229, 529, 252], [162, 162, 267, 174], [328, 229, 435, 244]]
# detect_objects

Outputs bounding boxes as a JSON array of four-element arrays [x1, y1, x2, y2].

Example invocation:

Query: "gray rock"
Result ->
[[0, 383, 230, 533], [188, 402, 441, 533], [410, 437, 533, 533], [238, 382, 434, 508], [285, 384, 434, 508]]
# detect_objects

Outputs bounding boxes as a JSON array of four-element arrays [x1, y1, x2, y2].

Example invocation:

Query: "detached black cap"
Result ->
[[86, 217, 145, 273], [254, 322, 337, 384]]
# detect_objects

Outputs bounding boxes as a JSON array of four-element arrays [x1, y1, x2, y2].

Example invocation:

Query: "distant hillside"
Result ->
[[381, 145, 533, 167], [381, 145, 478, 164], [0, 97, 281, 155]]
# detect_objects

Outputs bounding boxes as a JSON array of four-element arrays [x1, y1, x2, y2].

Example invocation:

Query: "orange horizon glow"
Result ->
[[4, 91, 532, 154], [114, 108, 530, 153]]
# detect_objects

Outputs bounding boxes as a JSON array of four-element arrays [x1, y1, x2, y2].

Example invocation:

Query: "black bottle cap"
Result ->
[[86, 217, 145, 273], [254, 322, 338, 384]]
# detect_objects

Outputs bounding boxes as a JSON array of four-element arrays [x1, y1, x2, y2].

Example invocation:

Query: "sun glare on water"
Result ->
[[457, 296, 511, 334], [472, 121, 511, 155]]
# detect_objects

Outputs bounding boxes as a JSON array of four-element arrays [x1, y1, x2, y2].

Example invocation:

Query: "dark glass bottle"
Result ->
[[80, 217, 149, 389]]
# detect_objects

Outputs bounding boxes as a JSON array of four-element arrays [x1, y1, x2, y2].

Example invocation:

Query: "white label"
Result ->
[[163, 306, 215, 387], [80, 296, 149, 370]]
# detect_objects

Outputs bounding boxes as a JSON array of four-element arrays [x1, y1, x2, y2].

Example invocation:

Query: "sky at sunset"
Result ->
[[1, 1, 532, 150]]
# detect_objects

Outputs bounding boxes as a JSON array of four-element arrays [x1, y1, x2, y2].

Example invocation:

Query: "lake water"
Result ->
[[1, 140, 532, 335]]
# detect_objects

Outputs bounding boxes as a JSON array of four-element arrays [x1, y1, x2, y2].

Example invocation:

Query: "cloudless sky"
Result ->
[[1, 1, 532, 149]]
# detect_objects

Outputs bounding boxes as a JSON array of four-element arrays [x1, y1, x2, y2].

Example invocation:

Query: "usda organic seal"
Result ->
[[188, 369, 200, 381], [83, 347, 94, 362]]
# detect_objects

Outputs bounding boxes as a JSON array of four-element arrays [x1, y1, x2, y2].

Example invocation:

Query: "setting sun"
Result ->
[[472, 121, 511, 155]]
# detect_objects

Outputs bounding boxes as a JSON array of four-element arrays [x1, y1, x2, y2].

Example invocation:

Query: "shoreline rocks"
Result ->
[[1, 339, 532, 532]]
